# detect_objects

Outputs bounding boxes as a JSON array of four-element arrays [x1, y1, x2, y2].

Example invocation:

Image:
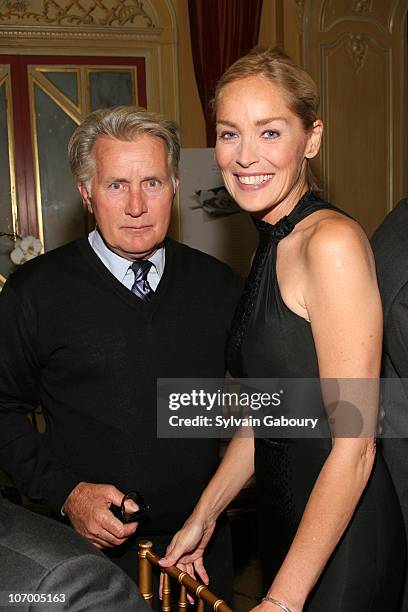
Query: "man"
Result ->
[[371, 197, 408, 609], [0, 493, 148, 611], [0, 107, 242, 598]]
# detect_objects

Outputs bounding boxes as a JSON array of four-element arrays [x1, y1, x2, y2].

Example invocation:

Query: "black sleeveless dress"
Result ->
[[226, 192, 406, 611]]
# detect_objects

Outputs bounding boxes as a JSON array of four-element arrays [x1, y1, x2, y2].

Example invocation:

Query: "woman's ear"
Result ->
[[305, 119, 324, 160]]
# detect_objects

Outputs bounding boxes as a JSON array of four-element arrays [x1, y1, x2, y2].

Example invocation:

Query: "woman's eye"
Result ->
[[262, 129, 279, 139], [218, 131, 237, 141]]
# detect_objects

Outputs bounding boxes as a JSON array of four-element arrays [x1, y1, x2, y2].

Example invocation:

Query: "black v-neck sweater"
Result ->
[[0, 237, 242, 534]]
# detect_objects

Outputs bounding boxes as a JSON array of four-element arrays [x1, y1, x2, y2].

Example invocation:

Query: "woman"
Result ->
[[159, 48, 405, 611]]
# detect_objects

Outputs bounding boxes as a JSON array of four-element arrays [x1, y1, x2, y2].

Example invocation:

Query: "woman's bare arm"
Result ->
[[259, 217, 381, 612]]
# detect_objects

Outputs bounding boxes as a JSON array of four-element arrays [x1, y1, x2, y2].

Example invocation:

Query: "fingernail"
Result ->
[[127, 500, 139, 512]]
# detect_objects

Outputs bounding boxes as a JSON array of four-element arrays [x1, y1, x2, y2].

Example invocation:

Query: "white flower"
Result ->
[[10, 246, 27, 265], [9, 235, 43, 266], [20, 235, 42, 256]]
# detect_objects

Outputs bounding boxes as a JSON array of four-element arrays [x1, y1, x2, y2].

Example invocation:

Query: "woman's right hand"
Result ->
[[159, 517, 216, 585]]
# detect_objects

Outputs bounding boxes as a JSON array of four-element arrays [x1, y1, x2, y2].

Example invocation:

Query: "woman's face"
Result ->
[[215, 75, 322, 220]]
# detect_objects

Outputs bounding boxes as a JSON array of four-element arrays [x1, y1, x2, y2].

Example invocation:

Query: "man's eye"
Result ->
[[109, 182, 122, 190], [142, 179, 162, 192], [262, 130, 279, 139], [218, 131, 237, 141]]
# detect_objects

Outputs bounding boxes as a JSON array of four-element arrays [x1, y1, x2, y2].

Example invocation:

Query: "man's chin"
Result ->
[[115, 241, 164, 261]]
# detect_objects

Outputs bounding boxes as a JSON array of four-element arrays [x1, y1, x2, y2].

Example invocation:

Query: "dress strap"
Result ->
[[252, 191, 350, 243]]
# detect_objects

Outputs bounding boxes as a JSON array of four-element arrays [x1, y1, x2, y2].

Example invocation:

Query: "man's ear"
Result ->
[[172, 176, 180, 195], [305, 120, 323, 160], [78, 182, 93, 213]]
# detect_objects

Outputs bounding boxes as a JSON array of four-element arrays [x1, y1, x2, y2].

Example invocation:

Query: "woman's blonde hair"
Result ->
[[213, 47, 321, 189]]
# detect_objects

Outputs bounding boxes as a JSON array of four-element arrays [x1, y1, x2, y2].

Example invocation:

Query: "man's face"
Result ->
[[79, 134, 176, 260]]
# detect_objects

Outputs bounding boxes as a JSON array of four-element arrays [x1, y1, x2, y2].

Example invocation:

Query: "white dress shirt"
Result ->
[[88, 229, 165, 291]]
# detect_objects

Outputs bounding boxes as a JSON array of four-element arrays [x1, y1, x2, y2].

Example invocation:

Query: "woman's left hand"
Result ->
[[158, 519, 216, 603]]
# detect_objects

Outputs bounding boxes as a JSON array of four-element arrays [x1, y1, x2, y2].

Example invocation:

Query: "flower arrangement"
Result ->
[[0, 232, 43, 265]]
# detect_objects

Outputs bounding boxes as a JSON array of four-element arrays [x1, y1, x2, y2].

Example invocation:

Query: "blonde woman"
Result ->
[[160, 49, 405, 611]]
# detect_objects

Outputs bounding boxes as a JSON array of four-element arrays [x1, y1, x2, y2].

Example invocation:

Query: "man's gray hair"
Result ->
[[68, 106, 180, 190]]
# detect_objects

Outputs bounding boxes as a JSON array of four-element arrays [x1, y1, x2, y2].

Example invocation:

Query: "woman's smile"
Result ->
[[235, 173, 274, 189]]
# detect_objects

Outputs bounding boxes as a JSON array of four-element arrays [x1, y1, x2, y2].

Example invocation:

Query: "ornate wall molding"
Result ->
[[295, 0, 305, 33], [321, 0, 396, 34], [344, 33, 368, 73], [0, 26, 160, 38], [0, 0, 155, 28], [352, 0, 373, 13]]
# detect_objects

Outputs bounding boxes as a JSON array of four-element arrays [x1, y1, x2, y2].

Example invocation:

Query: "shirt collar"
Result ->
[[148, 246, 165, 279], [88, 228, 165, 283]]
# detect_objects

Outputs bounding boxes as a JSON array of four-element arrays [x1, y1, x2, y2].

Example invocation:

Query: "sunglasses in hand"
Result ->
[[111, 490, 151, 524]]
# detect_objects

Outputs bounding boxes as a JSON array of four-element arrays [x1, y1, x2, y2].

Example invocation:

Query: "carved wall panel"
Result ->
[[320, 33, 389, 235], [303, 0, 407, 235], [0, 0, 154, 28], [321, 0, 399, 33]]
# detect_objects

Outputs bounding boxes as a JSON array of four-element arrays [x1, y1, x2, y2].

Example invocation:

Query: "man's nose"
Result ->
[[124, 188, 148, 216], [236, 136, 259, 168]]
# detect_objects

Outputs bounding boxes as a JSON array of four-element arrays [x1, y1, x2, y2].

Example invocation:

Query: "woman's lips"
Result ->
[[234, 174, 273, 190]]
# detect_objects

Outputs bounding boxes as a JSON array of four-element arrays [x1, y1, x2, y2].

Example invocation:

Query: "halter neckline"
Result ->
[[252, 191, 317, 240]]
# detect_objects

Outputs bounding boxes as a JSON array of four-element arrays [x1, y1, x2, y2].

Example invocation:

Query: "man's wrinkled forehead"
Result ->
[[90, 133, 172, 176]]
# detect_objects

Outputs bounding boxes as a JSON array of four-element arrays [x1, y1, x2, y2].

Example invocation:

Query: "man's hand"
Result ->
[[63, 482, 138, 549]]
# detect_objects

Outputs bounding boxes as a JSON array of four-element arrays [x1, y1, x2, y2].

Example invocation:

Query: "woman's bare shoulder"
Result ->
[[301, 210, 371, 267]]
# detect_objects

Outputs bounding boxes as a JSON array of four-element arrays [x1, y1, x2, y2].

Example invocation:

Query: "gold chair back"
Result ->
[[138, 541, 233, 612]]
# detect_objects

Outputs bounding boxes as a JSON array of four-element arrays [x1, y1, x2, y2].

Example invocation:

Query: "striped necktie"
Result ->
[[131, 260, 154, 302]]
